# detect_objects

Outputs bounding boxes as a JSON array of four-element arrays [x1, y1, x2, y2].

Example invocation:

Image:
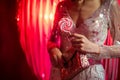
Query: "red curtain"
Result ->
[[17, 0, 120, 80], [102, 30, 119, 80]]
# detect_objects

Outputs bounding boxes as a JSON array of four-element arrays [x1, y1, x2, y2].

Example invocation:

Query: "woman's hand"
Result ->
[[70, 33, 100, 54], [49, 48, 63, 67]]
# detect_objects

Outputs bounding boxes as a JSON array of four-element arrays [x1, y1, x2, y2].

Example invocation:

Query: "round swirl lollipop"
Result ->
[[59, 17, 74, 35]]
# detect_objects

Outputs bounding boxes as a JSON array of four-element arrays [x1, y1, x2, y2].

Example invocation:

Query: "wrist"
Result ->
[[96, 44, 100, 55], [47, 41, 58, 52]]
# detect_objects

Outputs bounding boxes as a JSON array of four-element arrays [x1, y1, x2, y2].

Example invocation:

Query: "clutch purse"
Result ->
[[60, 52, 90, 80]]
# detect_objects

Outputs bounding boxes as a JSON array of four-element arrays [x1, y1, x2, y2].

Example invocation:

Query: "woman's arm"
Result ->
[[69, 33, 100, 54], [47, 1, 76, 68], [98, 0, 120, 58], [48, 43, 76, 68], [48, 45, 63, 68]]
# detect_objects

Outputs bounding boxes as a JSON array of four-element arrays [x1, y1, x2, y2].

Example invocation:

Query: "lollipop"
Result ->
[[59, 17, 90, 80], [59, 17, 74, 35]]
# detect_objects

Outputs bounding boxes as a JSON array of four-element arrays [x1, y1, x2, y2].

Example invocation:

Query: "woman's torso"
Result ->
[[50, 0, 112, 80], [59, 0, 109, 55]]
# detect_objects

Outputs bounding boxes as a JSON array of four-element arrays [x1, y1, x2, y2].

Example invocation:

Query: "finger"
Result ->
[[72, 44, 81, 48], [71, 38, 83, 44], [72, 45, 86, 53], [68, 33, 74, 39], [72, 42, 84, 49], [68, 33, 83, 40], [72, 33, 85, 39]]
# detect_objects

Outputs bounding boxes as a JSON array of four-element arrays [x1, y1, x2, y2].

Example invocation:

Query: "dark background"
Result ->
[[0, 0, 37, 80], [1, 0, 120, 80]]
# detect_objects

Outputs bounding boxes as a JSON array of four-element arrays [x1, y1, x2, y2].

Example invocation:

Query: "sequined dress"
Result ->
[[49, 0, 120, 80]]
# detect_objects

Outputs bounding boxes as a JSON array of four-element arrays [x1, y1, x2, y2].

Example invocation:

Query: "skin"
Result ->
[[49, 0, 102, 67], [68, 0, 101, 54], [70, 33, 100, 54]]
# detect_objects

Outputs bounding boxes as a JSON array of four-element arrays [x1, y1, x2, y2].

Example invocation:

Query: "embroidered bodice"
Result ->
[[49, 0, 120, 80], [50, 0, 120, 59], [59, 0, 110, 54]]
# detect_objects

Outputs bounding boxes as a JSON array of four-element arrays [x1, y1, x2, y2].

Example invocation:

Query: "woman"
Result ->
[[47, 0, 120, 80]]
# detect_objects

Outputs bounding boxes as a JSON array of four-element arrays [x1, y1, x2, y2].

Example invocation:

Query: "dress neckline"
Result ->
[[65, 2, 104, 26]]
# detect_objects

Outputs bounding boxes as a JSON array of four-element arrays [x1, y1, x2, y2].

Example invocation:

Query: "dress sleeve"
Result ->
[[99, 0, 120, 58], [47, 1, 67, 51]]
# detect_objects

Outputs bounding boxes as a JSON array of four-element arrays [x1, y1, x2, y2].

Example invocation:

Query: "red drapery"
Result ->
[[17, 0, 120, 80]]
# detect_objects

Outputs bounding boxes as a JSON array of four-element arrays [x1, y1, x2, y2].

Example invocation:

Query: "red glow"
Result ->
[[17, 0, 60, 79], [17, 0, 120, 80]]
